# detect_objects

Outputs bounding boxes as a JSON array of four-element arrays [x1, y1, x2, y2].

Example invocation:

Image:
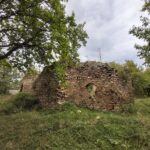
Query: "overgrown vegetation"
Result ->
[[0, 96, 149, 150], [0, 60, 21, 94], [0, 93, 39, 114], [109, 60, 150, 97], [0, 0, 149, 149]]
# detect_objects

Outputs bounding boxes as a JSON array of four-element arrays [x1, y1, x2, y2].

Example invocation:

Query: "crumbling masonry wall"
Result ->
[[64, 62, 133, 110], [20, 75, 38, 93], [32, 65, 62, 107], [32, 62, 133, 110]]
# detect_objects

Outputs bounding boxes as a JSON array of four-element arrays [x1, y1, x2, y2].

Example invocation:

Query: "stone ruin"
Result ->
[[21, 61, 133, 110], [20, 74, 38, 93]]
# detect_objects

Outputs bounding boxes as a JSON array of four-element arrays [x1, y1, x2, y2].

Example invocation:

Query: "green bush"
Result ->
[[120, 103, 137, 114], [109, 60, 150, 97], [1, 93, 40, 114], [0, 81, 9, 94], [12, 93, 39, 110]]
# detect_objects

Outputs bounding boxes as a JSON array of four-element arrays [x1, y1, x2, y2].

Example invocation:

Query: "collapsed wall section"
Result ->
[[64, 62, 133, 110], [20, 75, 38, 93], [20, 62, 133, 110], [32, 65, 62, 108], [32, 62, 133, 110]]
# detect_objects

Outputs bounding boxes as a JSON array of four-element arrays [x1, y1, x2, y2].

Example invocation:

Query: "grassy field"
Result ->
[[0, 95, 150, 150]]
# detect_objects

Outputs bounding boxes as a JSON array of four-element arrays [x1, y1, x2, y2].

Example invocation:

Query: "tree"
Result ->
[[130, 0, 150, 66], [0, 0, 88, 71], [0, 60, 21, 94], [0, 60, 11, 94], [143, 67, 150, 96]]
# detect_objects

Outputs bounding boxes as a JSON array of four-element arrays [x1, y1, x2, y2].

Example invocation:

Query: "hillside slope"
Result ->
[[0, 96, 149, 150]]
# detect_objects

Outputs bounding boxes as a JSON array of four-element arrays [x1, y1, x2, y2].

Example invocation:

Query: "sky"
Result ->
[[66, 0, 145, 65]]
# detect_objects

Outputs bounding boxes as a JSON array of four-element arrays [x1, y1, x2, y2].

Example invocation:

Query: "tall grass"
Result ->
[[0, 96, 149, 150]]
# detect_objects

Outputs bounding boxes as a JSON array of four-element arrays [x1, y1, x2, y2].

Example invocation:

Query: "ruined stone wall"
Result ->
[[32, 66, 61, 108], [32, 62, 133, 110], [64, 62, 133, 110], [20, 75, 38, 93]]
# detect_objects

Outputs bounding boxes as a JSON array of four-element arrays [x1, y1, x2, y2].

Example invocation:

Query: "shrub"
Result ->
[[0, 81, 9, 94], [120, 103, 137, 114], [12, 93, 39, 110], [1, 93, 40, 114]]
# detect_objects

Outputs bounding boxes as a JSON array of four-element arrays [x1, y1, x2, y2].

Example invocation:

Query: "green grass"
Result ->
[[0, 96, 150, 150]]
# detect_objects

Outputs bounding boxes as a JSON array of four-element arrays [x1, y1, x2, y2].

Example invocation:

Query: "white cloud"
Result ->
[[66, 0, 145, 65]]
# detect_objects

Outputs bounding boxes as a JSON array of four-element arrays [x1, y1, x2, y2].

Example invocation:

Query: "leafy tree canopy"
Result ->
[[130, 0, 150, 66], [0, 0, 88, 71]]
